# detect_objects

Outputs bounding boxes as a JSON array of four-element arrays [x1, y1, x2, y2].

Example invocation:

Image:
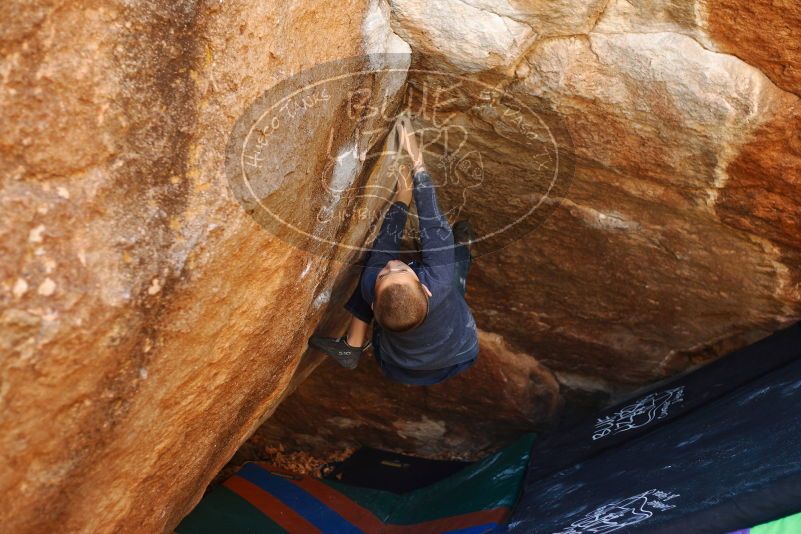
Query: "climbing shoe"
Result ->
[[308, 335, 370, 370], [453, 220, 476, 247]]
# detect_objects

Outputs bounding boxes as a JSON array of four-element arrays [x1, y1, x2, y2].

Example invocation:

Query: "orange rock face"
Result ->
[[1, 1, 408, 532], [256, 331, 560, 460], [708, 0, 801, 96], [2, 0, 801, 532], [252, 0, 801, 464]]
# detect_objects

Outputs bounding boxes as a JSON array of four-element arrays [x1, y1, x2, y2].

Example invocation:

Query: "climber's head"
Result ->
[[373, 260, 431, 332]]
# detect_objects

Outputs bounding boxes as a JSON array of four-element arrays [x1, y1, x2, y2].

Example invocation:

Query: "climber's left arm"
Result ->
[[361, 183, 410, 304], [411, 166, 456, 310]]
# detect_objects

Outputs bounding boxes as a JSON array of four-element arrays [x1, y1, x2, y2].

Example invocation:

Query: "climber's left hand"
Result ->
[[394, 162, 413, 206]]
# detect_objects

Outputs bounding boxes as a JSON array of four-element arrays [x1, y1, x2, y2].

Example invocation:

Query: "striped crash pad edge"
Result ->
[[177, 434, 534, 533]]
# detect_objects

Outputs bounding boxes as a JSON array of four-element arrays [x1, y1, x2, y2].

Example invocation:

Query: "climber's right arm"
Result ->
[[361, 198, 409, 304], [392, 162, 413, 207], [413, 168, 455, 270]]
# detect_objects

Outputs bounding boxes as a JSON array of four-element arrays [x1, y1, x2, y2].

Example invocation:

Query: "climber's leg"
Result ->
[[452, 220, 474, 297], [346, 317, 369, 347], [308, 272, 372, 369], [341, 271, 374, 346], [453, 243, 472, 297], [343, 278, 373, 325]]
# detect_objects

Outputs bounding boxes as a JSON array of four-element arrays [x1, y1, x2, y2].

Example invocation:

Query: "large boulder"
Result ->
[[0, 0, 409, 532], [256, 330, 560, 459], [2, 0, 801, 531], [255, 0, 801, 457]]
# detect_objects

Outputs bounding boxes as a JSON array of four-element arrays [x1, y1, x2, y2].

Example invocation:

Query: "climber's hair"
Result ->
[[374, 282, 429, 332]]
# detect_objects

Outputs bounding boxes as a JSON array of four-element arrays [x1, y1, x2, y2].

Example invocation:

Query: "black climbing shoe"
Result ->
[[308, 335, 371, 370], [453, 220, 475, 248]]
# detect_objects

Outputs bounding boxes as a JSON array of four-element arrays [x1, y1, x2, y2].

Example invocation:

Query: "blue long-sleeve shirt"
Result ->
[[361, 170, 479, 381]]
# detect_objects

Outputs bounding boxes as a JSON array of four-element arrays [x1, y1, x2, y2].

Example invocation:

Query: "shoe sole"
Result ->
[[308, 338, 360, 370]]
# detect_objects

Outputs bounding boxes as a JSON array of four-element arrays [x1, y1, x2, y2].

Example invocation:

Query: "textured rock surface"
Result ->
[[254, 0, 801, 459], [256, 330, 560, 459], [388, 0, 801, 391], [466, 28, 801, 388], [0, 1, 408, 532], [3, 0, 801, 531]]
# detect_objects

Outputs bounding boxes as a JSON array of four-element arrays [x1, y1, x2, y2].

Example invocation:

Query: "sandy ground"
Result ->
[[210, 433, 355, 488]]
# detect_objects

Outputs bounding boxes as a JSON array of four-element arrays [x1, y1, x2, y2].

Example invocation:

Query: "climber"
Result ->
[[308, 117, 479, 385]]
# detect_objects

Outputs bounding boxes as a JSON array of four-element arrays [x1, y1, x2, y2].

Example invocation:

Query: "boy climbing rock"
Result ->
[[309, 117, 479, 385]]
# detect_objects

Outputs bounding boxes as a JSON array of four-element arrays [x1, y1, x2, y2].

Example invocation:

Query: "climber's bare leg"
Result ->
[[346, 316, 369, 348], [309, 315, 370, 369]]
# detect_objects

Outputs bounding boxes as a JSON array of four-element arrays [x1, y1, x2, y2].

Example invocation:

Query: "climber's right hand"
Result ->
[[399, 118, 425, 172], [394, 162, 413, 206]]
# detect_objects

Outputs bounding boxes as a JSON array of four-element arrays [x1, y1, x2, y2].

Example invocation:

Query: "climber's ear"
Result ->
[[421, 284, 432, 298]]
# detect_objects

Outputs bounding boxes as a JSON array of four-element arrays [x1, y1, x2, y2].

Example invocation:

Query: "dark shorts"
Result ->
[[345, 243, 475, 385]]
